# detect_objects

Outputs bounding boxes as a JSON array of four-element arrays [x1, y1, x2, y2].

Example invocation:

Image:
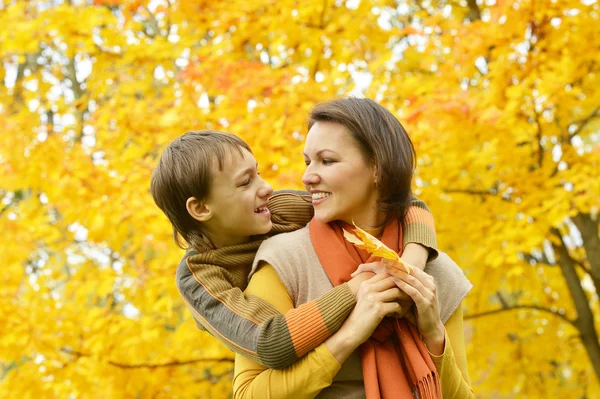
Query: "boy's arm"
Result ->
[[403, 197, 438, 264], [177, 254, 363, 369], [402, 243, 429, 271], [233, 265, 342, 399]]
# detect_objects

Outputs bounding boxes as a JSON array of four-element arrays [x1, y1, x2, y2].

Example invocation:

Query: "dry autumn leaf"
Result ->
[[343, 224, 413, 274]]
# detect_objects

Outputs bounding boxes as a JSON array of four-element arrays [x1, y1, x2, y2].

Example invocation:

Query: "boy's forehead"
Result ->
[[211, 147, 254, 179]]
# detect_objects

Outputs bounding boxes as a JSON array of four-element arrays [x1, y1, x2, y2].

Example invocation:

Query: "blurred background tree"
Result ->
[[1, 0, 598, 397]]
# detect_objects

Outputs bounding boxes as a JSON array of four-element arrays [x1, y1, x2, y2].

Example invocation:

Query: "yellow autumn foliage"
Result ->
[[1, 0, 599, 398]]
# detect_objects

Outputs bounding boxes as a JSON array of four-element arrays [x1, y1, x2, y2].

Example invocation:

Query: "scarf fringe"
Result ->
[[415, 372, 442, 399]]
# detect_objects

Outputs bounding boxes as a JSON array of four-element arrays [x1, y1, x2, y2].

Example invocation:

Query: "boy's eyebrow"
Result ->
[[234, 163, 258, 180]]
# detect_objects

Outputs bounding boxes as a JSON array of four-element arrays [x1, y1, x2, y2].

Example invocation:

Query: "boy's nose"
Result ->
[[258, 182, 273, 199]]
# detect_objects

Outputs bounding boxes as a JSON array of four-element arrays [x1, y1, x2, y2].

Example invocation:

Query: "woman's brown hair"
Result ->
[[150, 130, 251, 250], [308, 98, 416, 226]]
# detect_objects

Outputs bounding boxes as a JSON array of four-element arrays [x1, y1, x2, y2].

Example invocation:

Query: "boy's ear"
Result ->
[[186, 197, 212, 222]]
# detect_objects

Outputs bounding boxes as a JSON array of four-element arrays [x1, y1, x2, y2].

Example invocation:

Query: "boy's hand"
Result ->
[[346, 267, 373, 297], [350, 261, 386, 278]]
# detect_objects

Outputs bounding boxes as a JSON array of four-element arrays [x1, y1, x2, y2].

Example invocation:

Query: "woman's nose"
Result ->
[[302, 168, 320, 187]]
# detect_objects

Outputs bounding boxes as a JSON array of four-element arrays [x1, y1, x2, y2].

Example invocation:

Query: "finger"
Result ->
[[366, 272, 389, 284], [396, 290, 412, 301], [396, 280, 429, 310], [376, 287, 403, 303], [381, 301, 402, 316], [376, 286, 412, 302], [409, 266, 436, 290], [382, 258, 412, 274], [352, 261, 385, 277], [368, 275, 396, 292], [385, 266, 409, 281], [351, 263, 376, 277], [395, 271, 431, 299]]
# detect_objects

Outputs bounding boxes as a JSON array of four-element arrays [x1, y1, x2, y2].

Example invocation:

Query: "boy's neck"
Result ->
[[204, 230, 251, 249]]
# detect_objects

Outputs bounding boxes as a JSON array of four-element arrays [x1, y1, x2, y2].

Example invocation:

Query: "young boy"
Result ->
[[150, 130, 438, 369]]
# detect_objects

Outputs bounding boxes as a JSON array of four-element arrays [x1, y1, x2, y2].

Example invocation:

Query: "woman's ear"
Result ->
[[372, 166, 379, 188], [186, 197, 212, 222]]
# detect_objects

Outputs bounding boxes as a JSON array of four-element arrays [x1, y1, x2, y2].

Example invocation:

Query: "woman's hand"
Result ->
[[351, 261, 414, 318], [345, 273, 404, 344], [325, 273, 404, 363], [382, 259, 446, 355]]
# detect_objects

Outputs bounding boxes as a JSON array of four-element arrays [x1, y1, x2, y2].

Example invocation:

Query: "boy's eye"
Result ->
[[322, 159, 335, 165], [304, 160, 311, 166], [240, 179, 251, 187]]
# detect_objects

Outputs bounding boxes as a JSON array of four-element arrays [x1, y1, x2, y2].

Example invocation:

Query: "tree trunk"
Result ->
[[553, 228, 600, 382], [572, 213, 600, 293]]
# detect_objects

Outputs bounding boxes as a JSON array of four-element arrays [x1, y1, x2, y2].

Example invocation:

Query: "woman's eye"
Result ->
[[304, 160, 311, 166], [322, 159, 335, 165], [241, 179, 251, 187]]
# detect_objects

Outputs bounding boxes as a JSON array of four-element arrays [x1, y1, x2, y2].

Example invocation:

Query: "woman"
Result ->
[[234, 98, 474, 398]]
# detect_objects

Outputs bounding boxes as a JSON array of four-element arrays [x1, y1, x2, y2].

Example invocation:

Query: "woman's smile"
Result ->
[[310, 191, 332, 206]]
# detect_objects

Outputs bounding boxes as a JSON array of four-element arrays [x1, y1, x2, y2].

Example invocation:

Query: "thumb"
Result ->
[[351, 263, 371, 277]]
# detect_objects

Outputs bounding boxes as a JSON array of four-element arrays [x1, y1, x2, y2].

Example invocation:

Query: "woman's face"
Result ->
[[302, 121, 381, 227]]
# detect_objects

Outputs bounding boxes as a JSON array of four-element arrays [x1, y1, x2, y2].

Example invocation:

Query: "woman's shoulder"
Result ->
[[426, 252, 473, 323], [250, 226, 312, 275], [259, 225, 312, 251]]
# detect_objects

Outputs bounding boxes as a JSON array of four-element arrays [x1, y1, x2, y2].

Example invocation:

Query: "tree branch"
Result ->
[[465, 304, 576, 328], [534, 109, 544, 169], [60, 348, 233, 369], [466, 0, 482, 22], [443, 188, 497, 196], [569, 107, 600, 139], [571, 213, 600, 298]]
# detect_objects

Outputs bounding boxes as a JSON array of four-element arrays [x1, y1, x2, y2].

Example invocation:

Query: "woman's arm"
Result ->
[[385, 264, 474, 398], [433, 304, 474, 398]]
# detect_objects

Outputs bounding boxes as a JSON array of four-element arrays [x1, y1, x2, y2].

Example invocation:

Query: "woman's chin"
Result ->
[[314, 212, 335, 224]]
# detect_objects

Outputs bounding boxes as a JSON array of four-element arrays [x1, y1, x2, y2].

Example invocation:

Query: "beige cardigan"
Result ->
[[251, 225, 473, 398], [251, 225, 472, 325]]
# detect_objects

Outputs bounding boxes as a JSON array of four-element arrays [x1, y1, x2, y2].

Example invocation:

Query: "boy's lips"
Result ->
[[254, 204, 271, 218]]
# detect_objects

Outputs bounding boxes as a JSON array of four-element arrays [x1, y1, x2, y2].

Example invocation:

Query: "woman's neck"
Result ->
[[340, 210, 387, 238]]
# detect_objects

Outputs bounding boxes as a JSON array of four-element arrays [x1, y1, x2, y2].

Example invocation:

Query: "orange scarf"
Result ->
[[309, 219, 442, 399]]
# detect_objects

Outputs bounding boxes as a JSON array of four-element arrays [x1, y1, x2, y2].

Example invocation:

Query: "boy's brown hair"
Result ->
[[150, 130, 252, 251]]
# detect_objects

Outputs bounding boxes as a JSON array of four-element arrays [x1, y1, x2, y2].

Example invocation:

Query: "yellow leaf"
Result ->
[[343, 224, 413, 274]]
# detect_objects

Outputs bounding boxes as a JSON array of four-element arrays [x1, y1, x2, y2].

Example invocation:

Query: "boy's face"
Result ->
[[201, 148, 273, 247]]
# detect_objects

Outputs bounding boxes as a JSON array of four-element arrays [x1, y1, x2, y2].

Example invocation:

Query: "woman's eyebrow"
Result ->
[[303, 149, 340, 157]]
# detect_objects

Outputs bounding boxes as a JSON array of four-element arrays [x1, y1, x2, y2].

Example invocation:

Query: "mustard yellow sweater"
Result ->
[[233, 266, 475, 399]]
